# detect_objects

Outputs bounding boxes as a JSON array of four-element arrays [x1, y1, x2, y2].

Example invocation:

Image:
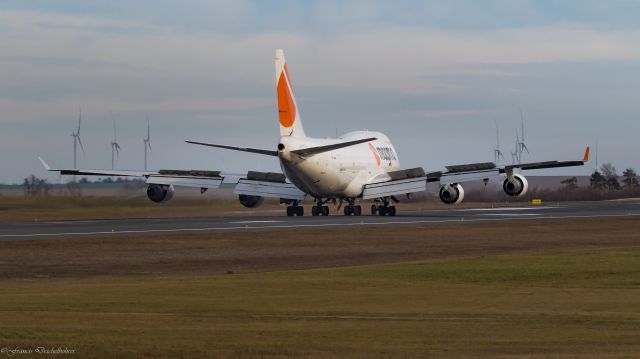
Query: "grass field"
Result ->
[[1, 247, 639, 358]]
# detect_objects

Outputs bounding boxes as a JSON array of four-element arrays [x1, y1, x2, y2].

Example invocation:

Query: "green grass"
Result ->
[[1, 248, 640, 358]]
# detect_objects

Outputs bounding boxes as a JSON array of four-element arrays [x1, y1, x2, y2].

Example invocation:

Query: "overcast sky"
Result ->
[[1, 0, 639, 184]]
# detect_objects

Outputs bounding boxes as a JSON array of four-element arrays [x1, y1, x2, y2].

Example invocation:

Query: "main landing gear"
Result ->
[[312, 198, 330, 216], [371, 199, 396, 216], [343, 198, 362, 216], [286, 200, 304, 217]]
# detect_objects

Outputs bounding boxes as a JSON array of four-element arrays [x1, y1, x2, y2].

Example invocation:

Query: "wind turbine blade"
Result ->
[[77, 106, 82, 134], [77, 137, 85, 155], [522, 143, 530, 154], [112, 117, 118, 142]]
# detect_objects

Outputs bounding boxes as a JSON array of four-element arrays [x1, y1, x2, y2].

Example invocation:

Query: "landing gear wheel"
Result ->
[[344, 206, 352, 216], [371, 205, 378, 215], [286, 206, 294, 217], [322, 206, 329, 216], [378, 205, 387, 216], [353, 205, 362, 216], [388, 206, 396, 216], [312, 206, 319, 216], [296, 206, 304, 216]]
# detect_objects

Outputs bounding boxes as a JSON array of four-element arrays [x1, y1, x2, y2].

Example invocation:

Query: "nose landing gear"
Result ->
[[311, 198, 330, 216]]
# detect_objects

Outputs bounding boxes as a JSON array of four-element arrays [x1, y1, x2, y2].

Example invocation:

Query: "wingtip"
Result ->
[[583, 146, 590, 162], [38, 157, 51, 171]]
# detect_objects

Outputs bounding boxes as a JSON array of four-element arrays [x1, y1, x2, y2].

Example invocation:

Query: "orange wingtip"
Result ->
[[583, 146, 590, 162]]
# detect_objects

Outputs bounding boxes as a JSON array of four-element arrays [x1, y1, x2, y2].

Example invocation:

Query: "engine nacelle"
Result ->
[[146, 184, 175, 203], [503, 174, 529, 197], [439, 183, 465, 205], [239, 194, 264, 208]]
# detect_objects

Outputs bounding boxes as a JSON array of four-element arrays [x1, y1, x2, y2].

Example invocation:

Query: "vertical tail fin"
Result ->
[[275, 49, 306, 138]]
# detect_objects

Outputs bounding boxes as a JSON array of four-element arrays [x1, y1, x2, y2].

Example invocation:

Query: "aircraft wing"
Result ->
[[38, 158, 305, 199], [40, 157, 223, 189], [362, 147, 589, 198]]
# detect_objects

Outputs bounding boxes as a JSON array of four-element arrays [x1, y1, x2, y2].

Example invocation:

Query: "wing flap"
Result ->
[[234, 179, 306, 200], [362, 176, 428, 200], [146, 175, 223, 189]]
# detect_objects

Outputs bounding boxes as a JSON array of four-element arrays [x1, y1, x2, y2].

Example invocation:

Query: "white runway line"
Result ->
[[230, 220, 281, 224], [1, 213, 639, 239], [478, 213, 539, 216]]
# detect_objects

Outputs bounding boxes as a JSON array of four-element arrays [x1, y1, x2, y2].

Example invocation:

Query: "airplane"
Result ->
[[40, 49, 590, 217]]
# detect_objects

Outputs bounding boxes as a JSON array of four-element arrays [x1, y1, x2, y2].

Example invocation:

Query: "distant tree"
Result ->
[[22, 175, 51, 197], [622, 168, 639, 188], [600, 163, 617, 178], [79, 177, 90, 184], [590, 171, 607, 190], [560, 176, 578, 190], [599, 163, 621, 190]]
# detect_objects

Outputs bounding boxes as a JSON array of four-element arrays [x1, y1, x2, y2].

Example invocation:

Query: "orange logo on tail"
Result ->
[[368, 143, 381, 167], [277, 64, 296, 128]]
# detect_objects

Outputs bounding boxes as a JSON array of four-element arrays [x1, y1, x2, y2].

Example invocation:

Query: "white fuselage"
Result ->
[[278, 131, 400, 198]]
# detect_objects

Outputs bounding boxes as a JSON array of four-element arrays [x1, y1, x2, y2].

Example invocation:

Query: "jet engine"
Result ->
[[146, 184, 175, 203], [239, 194, 264, 208], [503, 174, 529, 197], [439, 183, 465, 205]]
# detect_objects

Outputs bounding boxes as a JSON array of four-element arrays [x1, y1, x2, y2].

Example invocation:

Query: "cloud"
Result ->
[[1, 7, 640, 183], [2, 9, 640, 123]]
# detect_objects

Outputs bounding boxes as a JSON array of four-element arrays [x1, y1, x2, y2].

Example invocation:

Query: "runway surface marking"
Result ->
[[1, 213, 639, 239], [230, 220, 282, 224], [478, 213, 539, 216]]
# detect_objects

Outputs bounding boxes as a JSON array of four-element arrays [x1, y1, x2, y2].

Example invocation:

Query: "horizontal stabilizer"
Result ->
[[291, 137, 376, 157], [186, 141, 278, 156]]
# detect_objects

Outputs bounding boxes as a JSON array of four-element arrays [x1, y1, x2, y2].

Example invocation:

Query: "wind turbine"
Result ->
[[493, 121, 504, 165], [110, 116, 121, 170], [517, 109, 530, 163], [143, 118, 152, 171], [71, 107, 85, 169], [511, 129, 520, 165]]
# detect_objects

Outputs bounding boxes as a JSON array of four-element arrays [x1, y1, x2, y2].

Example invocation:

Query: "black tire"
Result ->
[[354, 205, 362, 216], [344, 206, 352, 216], [388, 206, 396, 216], [322, 206, 329, 216], [311, 206, 319, 216], [371, 205, 377, 215], [286, 206, 294, 217], [378, 205, 387, 216], [296, 206, 304, 216]]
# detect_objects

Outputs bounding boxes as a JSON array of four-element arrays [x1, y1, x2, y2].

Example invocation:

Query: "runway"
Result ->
[[1, 201, 639, 240]]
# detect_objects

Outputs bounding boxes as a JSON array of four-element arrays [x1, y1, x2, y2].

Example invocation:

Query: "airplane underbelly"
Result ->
[[280, 159, 350, 198]]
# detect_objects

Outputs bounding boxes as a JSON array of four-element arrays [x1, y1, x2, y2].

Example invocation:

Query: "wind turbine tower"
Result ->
[[143, 118, 152, 171], [511, 129, 520, 165], [516, 109, 530, 164], [110, 117, 121, 170], [71, 107, 85, 169], [493, 121, 504, 165]]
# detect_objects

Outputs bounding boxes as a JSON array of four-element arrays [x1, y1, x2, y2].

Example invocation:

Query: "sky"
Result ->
[[1, 0, 639, 184]]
